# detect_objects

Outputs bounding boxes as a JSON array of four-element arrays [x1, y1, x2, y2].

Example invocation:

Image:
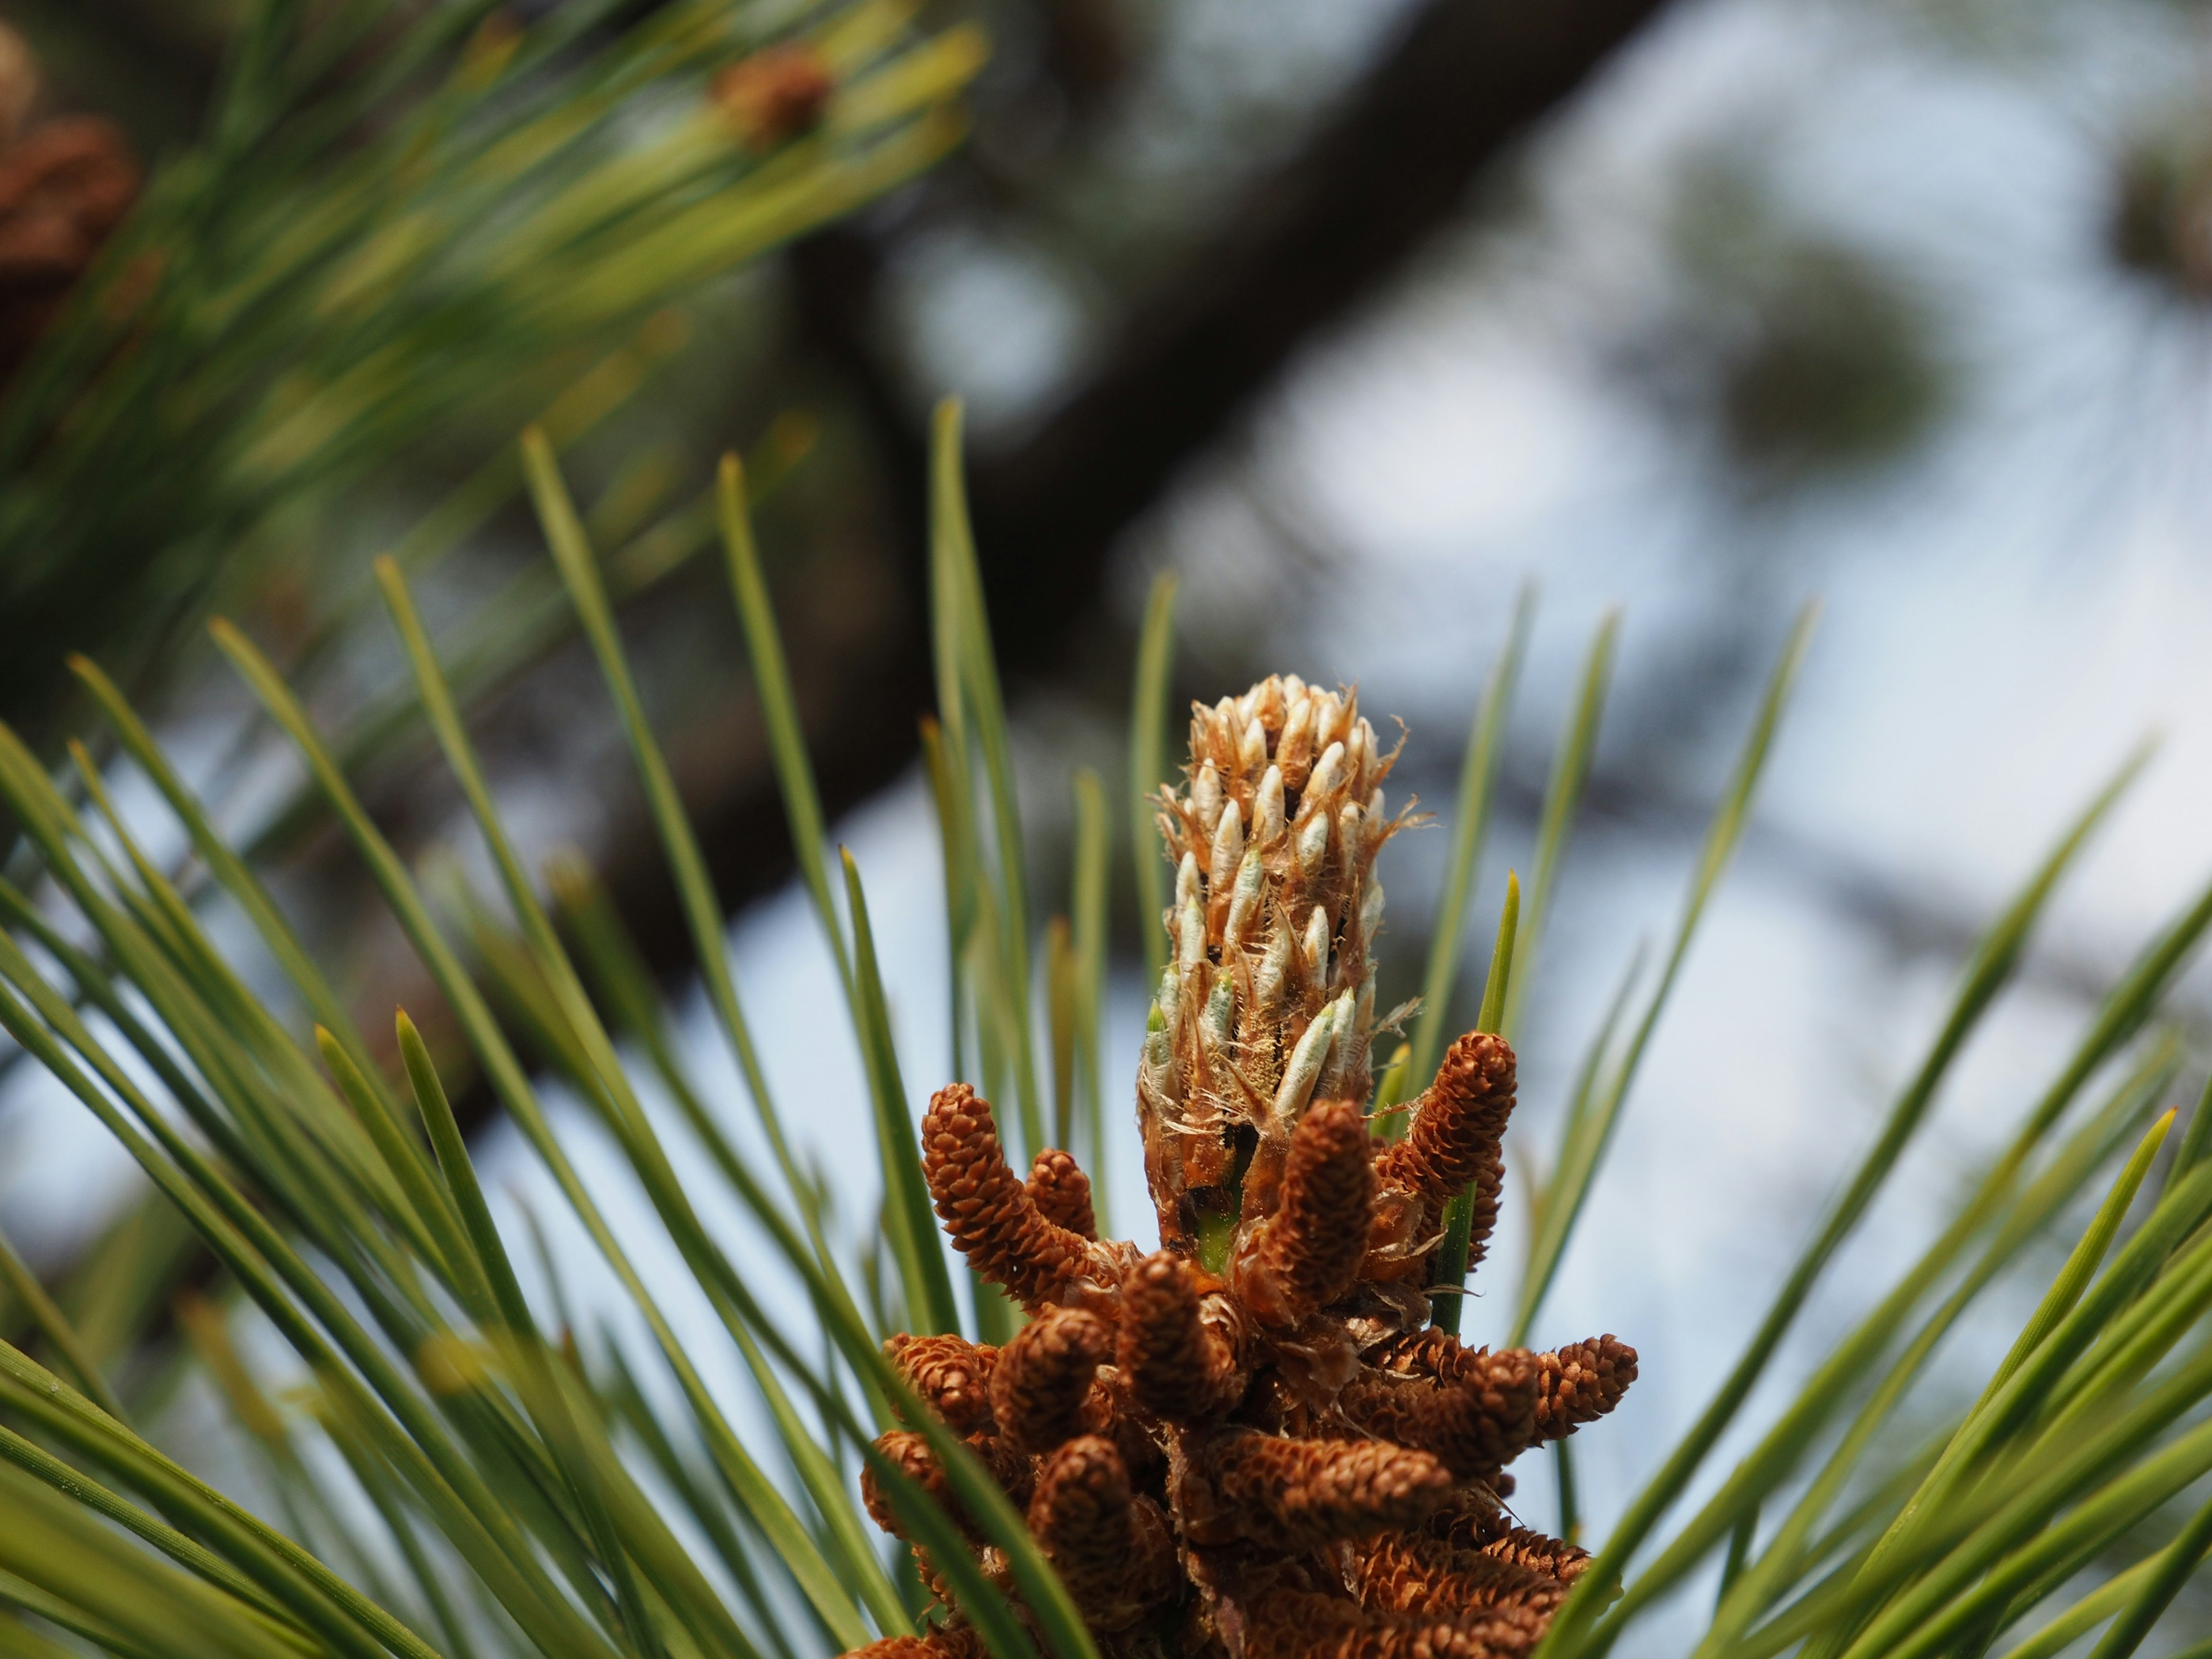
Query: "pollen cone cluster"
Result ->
[[850, 678, 1638, 1659]]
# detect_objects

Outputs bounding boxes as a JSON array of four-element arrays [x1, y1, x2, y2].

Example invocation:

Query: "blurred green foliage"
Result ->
[[0, 0, 980, 759]]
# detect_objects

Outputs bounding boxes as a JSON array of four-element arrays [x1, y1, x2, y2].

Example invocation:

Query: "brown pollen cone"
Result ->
[[1533, 1336, 1638, 1440], [1245, 1586, 1547, 1659], [922, 1085, 1093, 1311], [1479, 1527, 1594, 1586], [1179, 1430, 1455, 1551], [1424, 1499, 1594, 1586], [886, 1334, 998, 1435], [1027, 1435, 1180, 1630], [991, 1307, 1111, 1455], [1374, 1033, 1516, 1267], [1119, 1250, 1243, 1422], [1339, 1346, 1539, 1482], [1354, 1533, 1571, 1619], [843, 1630, 986, 1659], [1026, 1149, 1099, 1240], [1236, 1099, 1375, 1325], [861, 1430, 959, 1540]]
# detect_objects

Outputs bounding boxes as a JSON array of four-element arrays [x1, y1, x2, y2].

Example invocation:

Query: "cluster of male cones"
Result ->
[[850, 679, 1638, 1659]]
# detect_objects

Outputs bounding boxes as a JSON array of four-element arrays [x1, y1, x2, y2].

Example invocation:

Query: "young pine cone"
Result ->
[[849, 678, 1638, 1659]]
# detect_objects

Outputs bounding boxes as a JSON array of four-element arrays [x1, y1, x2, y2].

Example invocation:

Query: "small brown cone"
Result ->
[[1243, 1590, 1366, 1659], [1426, 1503, 1593, 1586], [1118, 1250, 1243, 1422], [1481, 1527, 1593, 1586], [991, 1306, 1110, 1455], [1245, 1588, 1547, 1659], [1237, 1099, 1376, 1325], [922, 1085, 1092, 1311], [1179, 1430, 1455, 1551], [885, 1333, 998, 1435], [1532, 1337, 1638, 1440], [1354, 1533, 1571, 1619], [842, 1627, 986, 1659], [1026, 1148, 1099, 1240], [1026, 1435, 1180, 1629], [861, 1430, 957, 1540], [1373, 1032, 1516, 1268], [1027, 1435, 1128, 1603], [1339, 1346, 1539, 1482]]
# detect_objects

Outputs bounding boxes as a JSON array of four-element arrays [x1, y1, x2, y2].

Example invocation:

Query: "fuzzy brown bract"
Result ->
[[851, 678, 1638, 1659]]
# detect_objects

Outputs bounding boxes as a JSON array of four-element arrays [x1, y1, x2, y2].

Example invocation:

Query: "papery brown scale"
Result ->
[[885, 1333, 998, 1435], [1183, 1113, 1233, 1190], [921, 1084, 1090, 1311], [1119, 1250, 1243, 1422], [1025, 1149, 1098, 1240], [1360, 1186, 1430, 1285], [991, 1306, 1111, 1455]]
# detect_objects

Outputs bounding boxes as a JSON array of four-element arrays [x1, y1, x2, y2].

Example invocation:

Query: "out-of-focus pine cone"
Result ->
[[711, 44, 834, 149], [0, 113, 141, 388]]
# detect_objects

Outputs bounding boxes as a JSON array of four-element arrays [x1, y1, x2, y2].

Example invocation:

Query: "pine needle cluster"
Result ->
[[0, 399, 2209, 1659], [0, 0, 980, 750]]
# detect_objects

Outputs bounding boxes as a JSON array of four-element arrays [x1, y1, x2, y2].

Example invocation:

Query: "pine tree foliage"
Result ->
[[0, 0, 981, 750], [0, 400, 2209, 1659]]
